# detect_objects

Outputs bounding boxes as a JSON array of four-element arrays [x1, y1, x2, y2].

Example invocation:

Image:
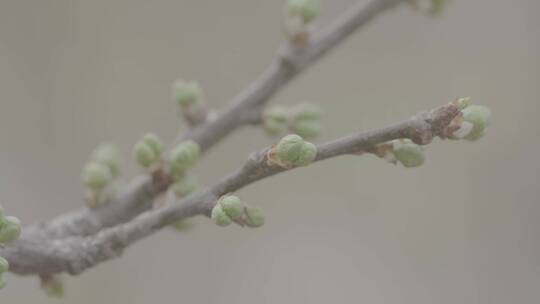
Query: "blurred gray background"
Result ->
[[0, 0, 538, 303]]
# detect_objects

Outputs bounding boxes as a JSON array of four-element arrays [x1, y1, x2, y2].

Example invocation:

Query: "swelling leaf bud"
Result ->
[[392, 139, 425, 168], [172, 79, 203, 106], [172, 175, 199, 197], [274, 134, 317, 167], [169, 141, 201, 174], [91, 143, 121, 177], [290, 120, 321, 139], [42, 275, 65, 298], [133, 141, 157, 168], [0, 257, 8, 273], [286, 0, 321, 23], [461, 105, 491, 141], [244, 206, 265, 228], [294, 103, 322, 121], [211, 205, 232, 227], [263, 106, 289, 135], [142, 133, 164, 156], [0, 216, 22, 246], [172, 220, 195, 232], [81, 162, 113, 190], [218, 195, 244, 221]]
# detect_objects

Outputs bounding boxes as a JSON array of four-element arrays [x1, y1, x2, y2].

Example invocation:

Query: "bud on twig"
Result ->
[[169, 141, 201, 177], [81, 162, 113, 190], [270, 134, 317, 167], [284, 0, 321, 43], [91, 143, 121, 177], [172, 79, 209, 125], [392, 139, 425, 168]]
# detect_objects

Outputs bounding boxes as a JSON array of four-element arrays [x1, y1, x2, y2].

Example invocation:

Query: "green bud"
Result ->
[[91, 143, 121, 177], [42, 275, 64, 298], [294, 103, 322, 121], [172, 175, 199, 197], [0, 205, 4, 219], [142, 133, 164, 156], [211, 205, 232, 227], [0, 278, 5, 289], [218, 195, 244, 221], [431, 0, 446, 15], [169, 141, 201, 174], [392, 139, 425, 168], [456, 97, 471, 110], [172, 79, 203, 106], [290, 120, 321, 139], [263, 106, 289, 135], [0, 256, 8, 273], [461, 105, 491, 141], [275, 134, 317, 167], [171, 220, 195, 232], [264, 119, 289, 135], [244, 206, 265, 228], [81, 162, 112, 190], [133, 141, 157, 168], [286, 0, 321, 23], [0, 216, 22, 246]]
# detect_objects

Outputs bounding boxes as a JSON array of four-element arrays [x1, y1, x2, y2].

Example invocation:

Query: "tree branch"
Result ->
[[1, 101, 460, 275], [4, 0, 407, 252]]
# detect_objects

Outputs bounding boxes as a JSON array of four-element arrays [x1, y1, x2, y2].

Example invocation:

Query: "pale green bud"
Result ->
[[244, 206, 265, 228], [392, 139, 425, 168], [287, 0, 321, 23], [264, 119, 289, 135], [211, 205, 232, 227], [461, 105, 491, 141], [142, 133, 164, 156], [172, 175, 199, 197], [81, 162, 113, 190], [42, 275, 64, 298], [91, 143, 121, 177], [275, 134, 317, 167], [172, 220, 195, 232], [456, 97, 471, 110], [172, 79, 203, 106], [0, 256, 8, 273], [294, 103, 322, 121], [133, 141, 157, 168], [290, 120, 321, 139], [431, 0, 446, 15], [169, 141, 201, 174], [0, 216, 22, 246], [0, 205, 4, 219], [263, 106, 289, 135], [218, 195, 244, 221]]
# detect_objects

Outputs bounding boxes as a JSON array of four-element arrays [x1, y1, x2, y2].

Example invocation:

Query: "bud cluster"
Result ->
[[81, 143, 122, 208], [269, 134, 318, 168], [172, 79, 209, 125], [211, 195, 265, 228], [41, 275, 65, 298], [0, 205, 22, 289], [262, 103, 322, 139], [133, 133, 164, 169], [375, 139, 426, 168], [284, 0, 321, 43], [408, 0, 447, 16]]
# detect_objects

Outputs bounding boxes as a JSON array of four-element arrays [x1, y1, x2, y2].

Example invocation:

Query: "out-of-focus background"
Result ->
[[0, 0, 538, 303]]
